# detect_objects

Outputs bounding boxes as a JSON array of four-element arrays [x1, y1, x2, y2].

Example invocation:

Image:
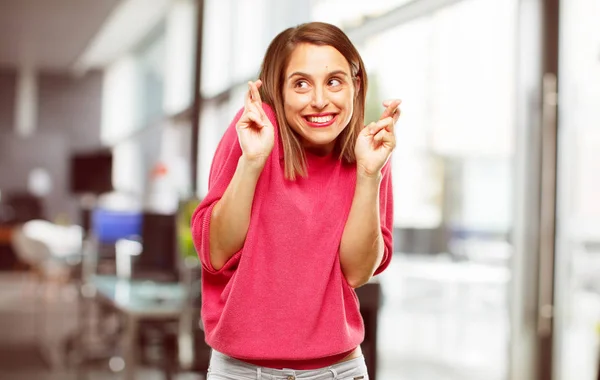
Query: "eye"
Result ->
[[329, 78, 342, 87], [294, 80, 309, 89]]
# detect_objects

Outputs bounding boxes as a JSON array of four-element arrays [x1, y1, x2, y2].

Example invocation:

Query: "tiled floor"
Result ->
[[0, 255, 505, 380], [0, 273, 168, 380], [1, 253, 598, 380], [376, 254, 508, 380]]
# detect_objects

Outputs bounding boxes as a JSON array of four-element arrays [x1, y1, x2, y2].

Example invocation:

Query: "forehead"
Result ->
[[285, 43, 351, 76]]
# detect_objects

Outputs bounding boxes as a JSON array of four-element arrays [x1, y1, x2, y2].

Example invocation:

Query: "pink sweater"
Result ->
[[191, 103, 393, 369]]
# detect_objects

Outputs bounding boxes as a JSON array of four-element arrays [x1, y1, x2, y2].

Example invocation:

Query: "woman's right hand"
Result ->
[[236, 80, 275, 168]]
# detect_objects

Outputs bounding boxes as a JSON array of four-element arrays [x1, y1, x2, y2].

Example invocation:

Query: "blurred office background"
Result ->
[[0, 0, 598, 379]]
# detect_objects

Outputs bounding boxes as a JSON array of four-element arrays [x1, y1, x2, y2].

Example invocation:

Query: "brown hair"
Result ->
[[258, 22, 368, 180]]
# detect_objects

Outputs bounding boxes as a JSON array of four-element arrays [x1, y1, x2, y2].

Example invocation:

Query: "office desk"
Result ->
[[89, 275, 186, 380], [87, 275, 380, 379]]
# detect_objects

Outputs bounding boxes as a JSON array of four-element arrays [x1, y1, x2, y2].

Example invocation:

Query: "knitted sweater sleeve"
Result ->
[[374, 160, 394, 275], [191, 108, 244, 274]]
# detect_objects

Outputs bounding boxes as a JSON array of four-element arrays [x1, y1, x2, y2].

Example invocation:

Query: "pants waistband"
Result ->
[[209, 350, 368, 379]]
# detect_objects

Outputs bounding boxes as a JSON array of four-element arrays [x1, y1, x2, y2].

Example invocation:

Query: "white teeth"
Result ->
[[307, 115, 333, 123]]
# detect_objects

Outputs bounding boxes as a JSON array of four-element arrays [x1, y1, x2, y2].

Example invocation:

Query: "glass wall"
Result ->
[[101, 0, 198, 206], [555, 0, 600, 378], [347, 1, 516, 378], [97, 0, 600, 378], [196, 0, 519, 379], [197, 0, 310, 197]]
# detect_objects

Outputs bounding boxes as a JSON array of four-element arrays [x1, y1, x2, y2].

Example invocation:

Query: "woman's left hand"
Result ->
[[355, 99, 402, 177]]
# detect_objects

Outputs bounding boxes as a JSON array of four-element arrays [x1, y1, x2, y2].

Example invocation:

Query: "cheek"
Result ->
[[333, 93, 355, 127], [332, 90, 354, 106], [284, 92, 310, 111], [332, 94, 354, 116]]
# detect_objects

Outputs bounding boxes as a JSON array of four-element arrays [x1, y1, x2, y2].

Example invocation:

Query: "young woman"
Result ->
[[192, 21, 400, 380]]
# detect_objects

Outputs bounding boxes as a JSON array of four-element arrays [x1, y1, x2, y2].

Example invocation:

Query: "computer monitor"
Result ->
[[69, 150, 113, 195], [133, 212, 179, 281]]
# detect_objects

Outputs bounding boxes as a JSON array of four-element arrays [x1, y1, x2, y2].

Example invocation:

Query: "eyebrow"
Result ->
[[287, 70, 350, 80]]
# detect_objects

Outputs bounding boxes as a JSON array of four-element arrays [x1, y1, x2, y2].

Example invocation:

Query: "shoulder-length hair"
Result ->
[[258, 22, 368, 180]]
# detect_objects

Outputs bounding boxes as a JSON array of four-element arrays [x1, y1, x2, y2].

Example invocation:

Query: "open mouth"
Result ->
[[304, 114, 337, 128]]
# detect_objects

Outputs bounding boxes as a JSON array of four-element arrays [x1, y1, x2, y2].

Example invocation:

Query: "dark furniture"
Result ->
[[0, 224, 18, 270], [133, 212, 179, 282], [356, 281, 381, 380], [178, 266, 211, 378]]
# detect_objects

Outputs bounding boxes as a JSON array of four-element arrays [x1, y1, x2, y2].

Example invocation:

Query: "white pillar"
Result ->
[[15, 66, 38, 137]]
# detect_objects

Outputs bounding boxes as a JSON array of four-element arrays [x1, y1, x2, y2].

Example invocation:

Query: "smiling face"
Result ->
[[283, 43, 358, 155]]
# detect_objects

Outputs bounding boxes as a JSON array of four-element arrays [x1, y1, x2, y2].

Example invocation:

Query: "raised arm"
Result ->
[[192, 81, 274, 271], [339, 99, 400, 287]]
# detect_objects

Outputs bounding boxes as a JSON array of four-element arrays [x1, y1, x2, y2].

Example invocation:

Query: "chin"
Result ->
[[302, 136, 336, 151]]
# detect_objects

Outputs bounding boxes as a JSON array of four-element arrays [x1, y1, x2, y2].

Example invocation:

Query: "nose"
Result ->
[[310, 86, 329, 110]]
